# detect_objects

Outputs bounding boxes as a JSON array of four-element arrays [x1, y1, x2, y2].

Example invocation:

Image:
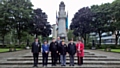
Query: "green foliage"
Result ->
[[85, 43, 92, 49], [67, 30, 75, 41], [7, 44, 15, 48], [19, 44, 26, 49], [91, 3, 115, 46], [98, 44, 120, 49], [0, 48, 22, 52], [90, 1, 120, 46], [0, 0, 34, 46], [111, 0, 120, 30]]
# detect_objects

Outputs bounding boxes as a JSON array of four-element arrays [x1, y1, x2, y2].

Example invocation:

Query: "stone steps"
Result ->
[[7, 58, 120, 61], [1, 51, 120, 68], [23, 53, 95, 56], [1, 65, 120, 68], [22, 55, 107, 58], [1, 61, 120, 65]]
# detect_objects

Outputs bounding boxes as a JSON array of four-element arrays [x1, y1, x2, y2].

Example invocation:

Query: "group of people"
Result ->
[[31, 37, 84, 67]]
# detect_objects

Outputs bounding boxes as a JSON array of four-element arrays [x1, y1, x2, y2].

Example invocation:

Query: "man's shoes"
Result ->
[[52, 64, 56, 66], [33, 66, 38, 68]]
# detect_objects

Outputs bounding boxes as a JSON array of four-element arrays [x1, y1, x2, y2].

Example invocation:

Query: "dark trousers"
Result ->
[[51, 52, 57, 65], [42, 53, 48, 66], [77, 57, 83, 65], [69, 55, 74, 65], [33, 53, 39, 66], [57, 53, 60, 63]]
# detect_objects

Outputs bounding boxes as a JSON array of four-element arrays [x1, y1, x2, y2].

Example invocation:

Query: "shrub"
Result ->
[[20, 44, 26, 49], [85, 43, 92, 49], [98, 44, 120, 49]]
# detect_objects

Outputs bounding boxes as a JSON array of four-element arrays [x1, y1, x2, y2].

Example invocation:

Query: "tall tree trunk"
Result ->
[[115, 35, 118, 46], [17, 31, 20, 46], [98, 32, 102, 47], [86, 34, 90, 44], [17, 22, 21, 46], [2, 35, 5, 47], [115, 31, 119, 46], [84, 34, 86, 46]]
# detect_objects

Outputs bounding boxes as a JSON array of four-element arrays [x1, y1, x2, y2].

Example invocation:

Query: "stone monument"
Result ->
[[56, 1, 68, 41], [52, 24, 57, 39]]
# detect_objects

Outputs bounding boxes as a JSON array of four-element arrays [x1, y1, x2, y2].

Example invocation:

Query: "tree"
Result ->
[[111, 0, 120, 45], [91, 3, 115, 46], [67, 30, 75, 41], [0, 0, 13, 45], [29, 8, 51, 38], [8, 0, 33, 45], [70, 7, 95, 45]]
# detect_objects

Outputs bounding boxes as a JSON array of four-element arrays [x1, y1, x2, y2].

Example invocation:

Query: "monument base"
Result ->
[[60, 36, 65, 40]]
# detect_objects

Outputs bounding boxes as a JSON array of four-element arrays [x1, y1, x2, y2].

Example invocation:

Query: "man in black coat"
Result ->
[[68, 38, 76, 66], [31, 38, 41, 67], [49, 38, 58, 66]]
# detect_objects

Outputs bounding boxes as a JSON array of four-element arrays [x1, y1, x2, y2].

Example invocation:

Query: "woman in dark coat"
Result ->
[[59, 40, 67, 66], [68, 39, 76, 66]]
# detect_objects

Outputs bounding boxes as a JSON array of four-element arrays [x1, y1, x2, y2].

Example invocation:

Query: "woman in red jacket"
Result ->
[[76, 39, 84, 65]]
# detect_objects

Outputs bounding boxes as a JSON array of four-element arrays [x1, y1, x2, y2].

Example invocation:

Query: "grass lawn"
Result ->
[[111, 49, 120, 52], [0, 48, 22, 53], [100, 49, 120, 53]]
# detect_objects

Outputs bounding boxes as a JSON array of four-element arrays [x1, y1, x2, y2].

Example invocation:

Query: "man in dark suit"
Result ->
[[31, 38, 41, 67], [56, 37, 62, 64]]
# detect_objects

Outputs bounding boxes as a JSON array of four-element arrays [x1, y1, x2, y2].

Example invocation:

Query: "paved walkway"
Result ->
[[87, 50, 120, 59], [0, 49, 30, 62]]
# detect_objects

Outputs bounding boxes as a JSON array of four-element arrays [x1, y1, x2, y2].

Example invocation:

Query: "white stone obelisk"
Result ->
[[57, 1, 67, 41]]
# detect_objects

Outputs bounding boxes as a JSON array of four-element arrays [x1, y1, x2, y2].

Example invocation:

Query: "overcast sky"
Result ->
[[31, 0, 114, 26]]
